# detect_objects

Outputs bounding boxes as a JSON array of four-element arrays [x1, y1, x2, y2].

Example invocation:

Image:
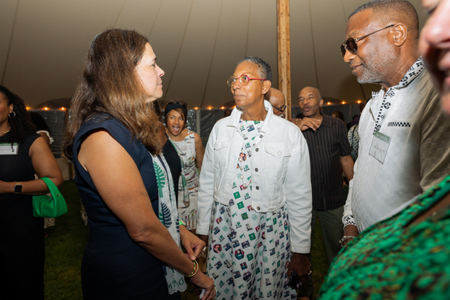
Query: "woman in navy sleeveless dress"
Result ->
[[62, 29, 215, 300]]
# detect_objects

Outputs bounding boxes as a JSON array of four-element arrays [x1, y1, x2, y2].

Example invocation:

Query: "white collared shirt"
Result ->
[[343, 58, 450, 232]]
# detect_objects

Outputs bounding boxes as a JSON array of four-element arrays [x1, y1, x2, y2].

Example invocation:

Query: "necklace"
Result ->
[[0, 129, 10, 136]]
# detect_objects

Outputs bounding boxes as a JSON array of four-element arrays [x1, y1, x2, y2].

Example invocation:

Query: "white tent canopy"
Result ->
[[0, 0, 427, 109]]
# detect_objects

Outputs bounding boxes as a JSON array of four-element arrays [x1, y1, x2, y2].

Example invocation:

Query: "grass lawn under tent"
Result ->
[[44, 180, 330, 299]]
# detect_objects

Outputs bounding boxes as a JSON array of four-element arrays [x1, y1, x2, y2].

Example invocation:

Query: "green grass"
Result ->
[[44, 180, 87, 300], [44, 181, 329, 299]]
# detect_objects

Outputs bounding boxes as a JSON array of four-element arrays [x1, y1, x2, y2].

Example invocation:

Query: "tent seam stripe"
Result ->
[[162, 0, 195, 103], [200, 0, 224, 109], [1, 0, 20, 85]]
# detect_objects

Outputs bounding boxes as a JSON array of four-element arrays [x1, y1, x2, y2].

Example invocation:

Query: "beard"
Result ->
[[356, 42, 399, 84]]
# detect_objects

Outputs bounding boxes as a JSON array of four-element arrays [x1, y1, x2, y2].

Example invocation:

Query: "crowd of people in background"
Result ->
[[1, 0, 450, 299]]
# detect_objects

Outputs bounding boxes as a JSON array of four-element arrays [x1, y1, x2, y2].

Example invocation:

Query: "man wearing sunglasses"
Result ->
[[341, 0, 450, 244], [265, 88, 286, 118]]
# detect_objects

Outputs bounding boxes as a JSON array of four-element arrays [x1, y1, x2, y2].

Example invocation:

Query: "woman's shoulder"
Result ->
[[76, 114, 143, 154], [23, 133, 42, 146], [78, 114, 131, 138], [186, 130, 202, 144]]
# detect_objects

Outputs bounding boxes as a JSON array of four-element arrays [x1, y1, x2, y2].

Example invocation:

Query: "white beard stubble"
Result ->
[[356, 40, 399, 84]]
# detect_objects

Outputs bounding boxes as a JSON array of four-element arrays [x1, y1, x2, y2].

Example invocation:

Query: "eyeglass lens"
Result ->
[[341, 38, 357, 56], [227, 75, 250, 87]]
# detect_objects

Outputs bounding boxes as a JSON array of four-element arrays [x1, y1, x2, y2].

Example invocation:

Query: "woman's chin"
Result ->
[[169, 129, 182, 136]]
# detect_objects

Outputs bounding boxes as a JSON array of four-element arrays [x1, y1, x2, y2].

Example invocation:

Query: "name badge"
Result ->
[[369, 131, 390, 164], [0, 143, 19, 155]]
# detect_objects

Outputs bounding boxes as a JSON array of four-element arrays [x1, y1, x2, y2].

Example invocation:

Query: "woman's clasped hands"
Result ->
[[180, 226, 216, 300]]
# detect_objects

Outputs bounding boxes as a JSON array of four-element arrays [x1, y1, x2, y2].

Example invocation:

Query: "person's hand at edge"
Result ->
[[180, 225, 205, 260], [342, 224, 359, 247], [287, 253, 311, 286], [191, 271, 216, 300], [198, 234, 209, 248], [292, 118, 321, 131]]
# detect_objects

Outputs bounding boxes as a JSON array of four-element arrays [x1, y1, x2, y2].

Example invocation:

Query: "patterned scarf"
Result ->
[[151, 153, 187, 294]]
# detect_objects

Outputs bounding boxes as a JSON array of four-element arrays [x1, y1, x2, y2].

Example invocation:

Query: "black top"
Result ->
[[72, 114, 171, 300], [0, 132, 45, 299], [301, 115, 352, 210], [0, 133, 42, 239], [163, 136, 181, 205]]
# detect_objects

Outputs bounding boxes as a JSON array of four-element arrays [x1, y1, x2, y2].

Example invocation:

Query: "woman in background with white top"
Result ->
[[164, 100, 204, 233]]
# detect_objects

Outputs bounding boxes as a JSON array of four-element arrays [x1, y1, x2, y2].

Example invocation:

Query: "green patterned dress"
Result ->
[[318, 175, 450, 299]]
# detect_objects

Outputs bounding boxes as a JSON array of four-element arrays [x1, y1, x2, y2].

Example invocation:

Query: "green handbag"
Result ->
[[32, 177, 68, 218]]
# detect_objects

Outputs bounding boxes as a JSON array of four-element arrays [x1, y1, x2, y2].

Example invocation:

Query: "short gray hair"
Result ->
[[237, 56, 272, 81]]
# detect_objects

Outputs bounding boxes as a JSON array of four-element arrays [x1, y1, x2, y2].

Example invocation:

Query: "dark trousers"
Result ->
[[311, 206, 344, 264], [303, 205, 345, 299]]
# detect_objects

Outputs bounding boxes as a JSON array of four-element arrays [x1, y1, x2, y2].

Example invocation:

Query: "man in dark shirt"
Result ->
[[295, 86, 354, 264]]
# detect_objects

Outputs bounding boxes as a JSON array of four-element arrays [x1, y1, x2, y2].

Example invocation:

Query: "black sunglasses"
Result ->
[[340, 24, 395, 57], [273, 104, 286, 113]]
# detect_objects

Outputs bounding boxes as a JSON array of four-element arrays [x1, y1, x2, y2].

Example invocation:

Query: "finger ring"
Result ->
[[308, 270, 312, 275]]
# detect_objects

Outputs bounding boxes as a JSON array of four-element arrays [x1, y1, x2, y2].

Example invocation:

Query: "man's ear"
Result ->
[[319, 99, 324, 108], [392, 23, 408, 47], [262, 80, 272, 95]]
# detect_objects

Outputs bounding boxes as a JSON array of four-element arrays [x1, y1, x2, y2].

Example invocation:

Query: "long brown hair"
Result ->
[[63, 29, 162, 159]]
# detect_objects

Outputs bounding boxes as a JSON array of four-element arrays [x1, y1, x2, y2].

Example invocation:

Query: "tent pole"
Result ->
[[277, 0, 291, 119]]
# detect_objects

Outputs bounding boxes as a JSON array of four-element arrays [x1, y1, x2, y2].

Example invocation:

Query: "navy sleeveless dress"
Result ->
[[72, 114, 171, 299]]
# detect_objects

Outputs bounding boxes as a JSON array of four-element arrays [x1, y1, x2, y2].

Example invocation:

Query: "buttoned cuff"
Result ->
[[290, 243, 310, 254], [343, 214, 356, 228]]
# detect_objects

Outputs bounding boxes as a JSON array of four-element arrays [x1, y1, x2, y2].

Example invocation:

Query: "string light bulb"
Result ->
[[220, 106, 225, 109], [44, 107, 49, 110], [207, 106, 212, 110], [357, 100, 362, 104], [194, 107, 199, 110], [327, 102, 331, 105], [26, 106, 31, 110], [341, 101, 346, 105]]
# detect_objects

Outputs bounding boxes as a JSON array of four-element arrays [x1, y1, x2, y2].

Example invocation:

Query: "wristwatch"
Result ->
[[14, 182, 22, 194]]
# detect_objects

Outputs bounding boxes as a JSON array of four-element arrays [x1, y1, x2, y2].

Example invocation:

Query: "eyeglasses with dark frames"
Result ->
[[273, 104, 286, 113], [340, 24, 395, 57], [227, 74, 268, 87]]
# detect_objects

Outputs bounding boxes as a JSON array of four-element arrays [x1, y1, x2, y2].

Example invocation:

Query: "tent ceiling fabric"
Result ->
[[0, 0, 427, 109]]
